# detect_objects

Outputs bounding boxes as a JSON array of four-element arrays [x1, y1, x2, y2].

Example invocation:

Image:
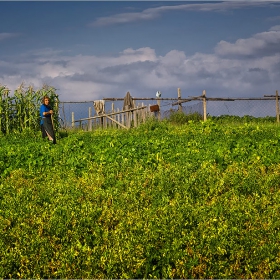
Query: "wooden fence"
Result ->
[[72, 103, 160, 130], [67, 89, 280, 130]]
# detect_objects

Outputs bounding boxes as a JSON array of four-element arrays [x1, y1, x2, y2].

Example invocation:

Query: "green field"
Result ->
[[1, 117, 280, 278]]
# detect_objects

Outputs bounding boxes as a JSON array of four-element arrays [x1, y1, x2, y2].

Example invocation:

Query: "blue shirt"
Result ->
[[40, 104, 51, 125]]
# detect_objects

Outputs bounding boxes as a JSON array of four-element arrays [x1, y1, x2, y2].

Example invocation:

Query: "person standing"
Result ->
[[40, 96, 56, 144]]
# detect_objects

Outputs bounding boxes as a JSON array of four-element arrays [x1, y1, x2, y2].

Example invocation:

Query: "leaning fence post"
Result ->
[[71, 112, 75, 128], [276, 90, 279, 123], [202, 90, 207, 121]]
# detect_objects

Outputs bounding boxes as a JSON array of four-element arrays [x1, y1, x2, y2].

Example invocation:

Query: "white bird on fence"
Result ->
[[156, 91, 161, 98]]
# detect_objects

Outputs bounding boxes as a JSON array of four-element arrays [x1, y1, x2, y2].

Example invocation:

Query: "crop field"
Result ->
[[1, 117, 280, 278]]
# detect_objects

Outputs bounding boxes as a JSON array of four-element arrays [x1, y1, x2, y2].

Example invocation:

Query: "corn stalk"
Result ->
[[0, 85, 3, 133], [0, 85, 12, 134], [0, 83, 59, 134]]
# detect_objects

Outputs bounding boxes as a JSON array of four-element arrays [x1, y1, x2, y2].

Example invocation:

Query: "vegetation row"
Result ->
[[1, 117, 280, 278]]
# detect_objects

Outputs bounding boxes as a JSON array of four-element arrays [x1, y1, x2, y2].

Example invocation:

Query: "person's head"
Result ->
[[42, 96, 50, 105]]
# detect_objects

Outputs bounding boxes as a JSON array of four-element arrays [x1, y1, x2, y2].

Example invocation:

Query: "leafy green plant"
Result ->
[[1, 120, 280, 278], [167, 110, 203, 124], [209, 114, 277, 125]]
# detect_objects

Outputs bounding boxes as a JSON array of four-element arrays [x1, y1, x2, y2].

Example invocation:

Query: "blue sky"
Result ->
[[1, 1, 280, 102]]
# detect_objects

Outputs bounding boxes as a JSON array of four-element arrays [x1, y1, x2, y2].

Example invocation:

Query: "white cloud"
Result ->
[[215, 29, 280, 57], [270, 25, 280, 31], [1, 25, 280, 102], [0, 33, 20, 41], [89, 1, 279, 26], [267, 15, 280, 21]]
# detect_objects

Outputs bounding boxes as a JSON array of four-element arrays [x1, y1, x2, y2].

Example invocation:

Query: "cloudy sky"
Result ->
[[1, 0, 280, 102]]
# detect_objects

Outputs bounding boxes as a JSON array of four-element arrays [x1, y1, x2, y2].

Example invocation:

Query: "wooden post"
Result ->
[[132, 107, 135, 128], [93, 113, 97, 129], [178, 88, 182, 112], [202, 90, 207, 121], [132, 100, 136, 127], [125, 105, 131, 128], [117, 108, 120, 129], [122, 107, 126, 127], [112, 103, 116, 128], [88, 107, 92, 131], [71, 112, 75, 128], [128, 109, 132, 128], [101, 116, 104, 129], [157, 98, 161, 120], [62, 102, 66, 128], [137, 102, 141, 126], [103, 110, 107, 129], [276, 90, 279, 123], [134, 104, 139, 127], [142, 102, 145, 123]]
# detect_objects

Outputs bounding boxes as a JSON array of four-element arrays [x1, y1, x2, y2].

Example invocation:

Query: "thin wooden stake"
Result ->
[[157, 98, 161, 120], [71, 112, 75, 128], [88, 107, 92, 131], [112, 103, 116, 128], [178, 88, 182, 112], [117, 108, 120, 128], [202, 90, 207, 121]]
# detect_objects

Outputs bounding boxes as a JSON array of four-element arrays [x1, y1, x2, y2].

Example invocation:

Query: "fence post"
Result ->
[[141, 102, 145, 123], [178, 88, 182, 112], [134, 104, 139, 127], [104, 103, 107, 129], [88, 107, 92, 131], [202, 90, 207, 121], [116, 108, 120, 129], [61, 102, 66, 128], [157, 99, 161, 120], [71, 112, 75, 128], [93, 113, 97, 129], [276, 90, 279, 123], [122, 107, 126, 127], [124, 105, 131, 128], [132, 107, 135, 128], [111, 102, 114, 128]]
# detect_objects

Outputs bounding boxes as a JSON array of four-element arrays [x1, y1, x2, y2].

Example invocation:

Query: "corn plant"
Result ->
[[0, 83, 59, 134], [0, 85, 5, 133], [0, 85, 12, 134]]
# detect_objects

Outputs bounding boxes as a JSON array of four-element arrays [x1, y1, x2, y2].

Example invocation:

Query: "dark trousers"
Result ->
[[41, 118, 56, 144]]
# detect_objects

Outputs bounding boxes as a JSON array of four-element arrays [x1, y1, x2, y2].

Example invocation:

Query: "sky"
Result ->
[[1, 0, 280, 104]]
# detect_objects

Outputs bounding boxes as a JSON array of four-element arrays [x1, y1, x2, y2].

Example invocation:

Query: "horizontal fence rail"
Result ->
[[58, 89, 280, 131]]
